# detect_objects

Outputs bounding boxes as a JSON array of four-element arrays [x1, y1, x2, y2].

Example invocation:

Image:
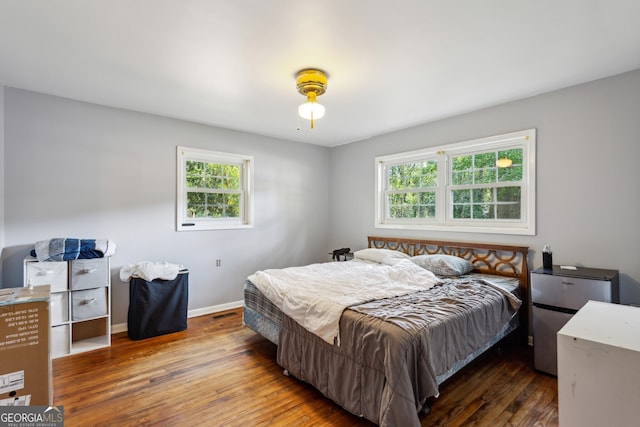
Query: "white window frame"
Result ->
[[375, 129, 536, 235], [177, 146, 254, 231]]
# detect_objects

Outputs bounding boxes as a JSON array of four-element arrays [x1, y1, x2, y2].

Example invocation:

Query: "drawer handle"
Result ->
[[37, 270, 55, 276], [80, 298, 97, 305], [80, 268, 97, 274], [561, 281, 574, 286]]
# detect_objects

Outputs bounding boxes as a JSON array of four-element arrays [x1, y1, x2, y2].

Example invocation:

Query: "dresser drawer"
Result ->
[[50, 292, 69, 325], [70, 258, 109, 290], [51, 325, 70, 358], [71, 288, 108, 321], [25, 261, 68, 292]]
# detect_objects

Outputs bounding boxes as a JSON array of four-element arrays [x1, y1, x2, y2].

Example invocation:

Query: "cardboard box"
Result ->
[[0, 286, 51, 406]]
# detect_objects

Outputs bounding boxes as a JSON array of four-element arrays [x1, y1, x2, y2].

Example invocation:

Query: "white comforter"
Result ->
[[248, 259, 440, 344]]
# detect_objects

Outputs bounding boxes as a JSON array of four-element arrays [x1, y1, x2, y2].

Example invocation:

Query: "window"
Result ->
[[375, 129, 536, 235], [387, 160, 439, 219], [177, 147, 254, 231], [450, 147, 523, 220]]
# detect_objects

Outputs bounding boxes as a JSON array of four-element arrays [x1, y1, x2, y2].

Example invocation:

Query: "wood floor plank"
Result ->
[[53, 309, 558, 426]]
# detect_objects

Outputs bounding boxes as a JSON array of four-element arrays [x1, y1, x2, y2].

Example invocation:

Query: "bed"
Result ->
[[242, 236, 529, 426]]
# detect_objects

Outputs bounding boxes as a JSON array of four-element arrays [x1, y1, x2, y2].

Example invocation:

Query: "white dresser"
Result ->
[[557, 301, 640, 427], [24, 256, 111, 358]]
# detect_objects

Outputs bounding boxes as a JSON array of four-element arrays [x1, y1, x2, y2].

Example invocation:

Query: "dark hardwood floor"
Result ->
[[53, 309, 558, 426]]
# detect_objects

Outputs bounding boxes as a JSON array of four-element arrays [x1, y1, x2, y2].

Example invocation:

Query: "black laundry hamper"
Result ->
[[127, 269, 189, 340]]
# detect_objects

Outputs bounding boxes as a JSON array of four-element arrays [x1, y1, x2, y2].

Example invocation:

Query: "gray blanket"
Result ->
[[276, 278, 521, 426]]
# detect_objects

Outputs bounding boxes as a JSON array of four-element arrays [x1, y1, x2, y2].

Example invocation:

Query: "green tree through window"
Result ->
[[451, 148, 523, 220], [177, 147, 254, 231], [387, 161, 438, 219], [375, 129, 536, 235], [186, 161, 241, 219]]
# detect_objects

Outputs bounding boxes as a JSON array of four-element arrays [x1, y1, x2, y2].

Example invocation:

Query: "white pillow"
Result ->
[[410, 254, 474, 276], [353, 248, 410, 265]]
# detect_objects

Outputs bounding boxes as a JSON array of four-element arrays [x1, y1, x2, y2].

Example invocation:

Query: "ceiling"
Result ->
[[1, 1, 639, 147]]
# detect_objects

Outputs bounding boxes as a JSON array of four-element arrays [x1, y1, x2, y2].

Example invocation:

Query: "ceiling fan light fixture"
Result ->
[[296, 68, 328, 129], [298, 92, 325, 120]]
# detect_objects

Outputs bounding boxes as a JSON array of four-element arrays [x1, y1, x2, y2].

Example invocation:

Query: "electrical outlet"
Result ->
[[216, 259, 222, 267]]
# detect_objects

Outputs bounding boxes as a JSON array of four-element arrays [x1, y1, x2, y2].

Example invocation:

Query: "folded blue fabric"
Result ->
[[30, 248, 103, 259], [34, 238, 116, 262]]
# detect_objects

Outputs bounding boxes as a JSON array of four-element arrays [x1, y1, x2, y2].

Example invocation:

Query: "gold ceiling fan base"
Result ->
[[296, 69, 327, 97]]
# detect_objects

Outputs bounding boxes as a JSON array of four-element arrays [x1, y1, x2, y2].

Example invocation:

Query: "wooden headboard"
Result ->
[[368, 236, 530, 338]]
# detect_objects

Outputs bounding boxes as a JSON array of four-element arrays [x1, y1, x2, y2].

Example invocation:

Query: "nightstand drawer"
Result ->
[[531, 273, 615, 311]]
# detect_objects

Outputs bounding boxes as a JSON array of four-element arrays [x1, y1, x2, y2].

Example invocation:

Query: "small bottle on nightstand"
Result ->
[[542, 245, 553, 270]]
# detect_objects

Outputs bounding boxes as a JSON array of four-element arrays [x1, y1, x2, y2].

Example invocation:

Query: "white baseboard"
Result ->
[[111, 300, 244, 334]]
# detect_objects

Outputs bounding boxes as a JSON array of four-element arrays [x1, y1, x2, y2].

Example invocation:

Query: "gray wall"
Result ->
[[2, 69, 639, 328], [329, 69, 640, 304], [2, 88, 331, 324]]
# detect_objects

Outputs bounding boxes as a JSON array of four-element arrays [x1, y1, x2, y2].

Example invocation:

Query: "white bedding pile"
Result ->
[[119, 261, 184, 282], [248, 259, 440, 344]]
